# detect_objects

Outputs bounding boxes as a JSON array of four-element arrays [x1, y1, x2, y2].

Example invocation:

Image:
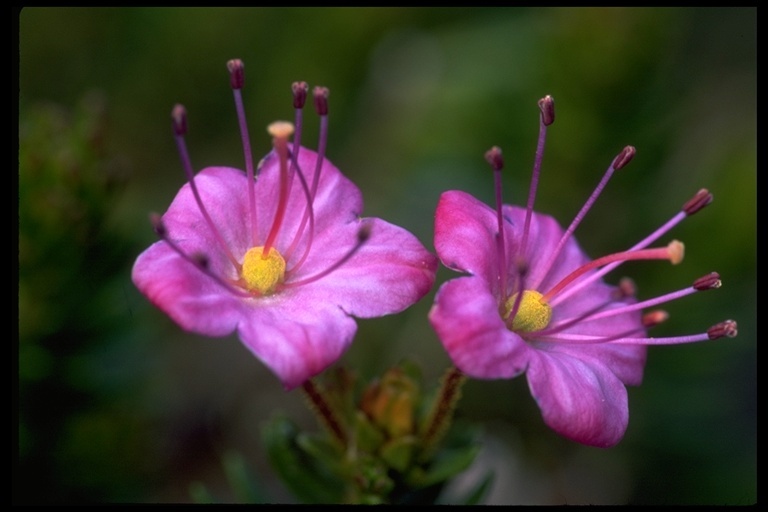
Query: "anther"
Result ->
[[485, 146, 504, 171], [171, 104, 187, 136], [313, 86, 329, 116], [227, 59, 245, 90], [613, 276, 637, 300], [538, 95, 555, 126], [612, 145, 636, 170], [642, 310, 669, 328], [191, 253, 210, 269], [357, 223, 372, 243], [693, 272, 721, 291], [150, 213, 166, 237], [682, 188, 714, 216], [292, 81, 309, 109], [707, 320, 738, 340], [515, 256, 529, 277]]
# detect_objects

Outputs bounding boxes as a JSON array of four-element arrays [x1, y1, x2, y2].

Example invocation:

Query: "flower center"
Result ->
[[241, 246, 286, 295], [503, 290, 552, 333]]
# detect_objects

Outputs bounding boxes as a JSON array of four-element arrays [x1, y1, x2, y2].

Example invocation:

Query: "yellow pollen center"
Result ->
[[503, 290, 553, 333], [241, 246, 286, 295]]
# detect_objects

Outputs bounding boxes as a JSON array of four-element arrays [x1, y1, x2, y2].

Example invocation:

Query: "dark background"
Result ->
[[18, 7, 756, 504]]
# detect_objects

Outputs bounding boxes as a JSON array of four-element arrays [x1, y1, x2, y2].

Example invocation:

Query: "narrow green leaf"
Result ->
[[222, 450, 269, 503], [410, 445, 480, 488], [188, 481, 217, 503], [459, 471, 494, 505], [261, 414, 344, 503]]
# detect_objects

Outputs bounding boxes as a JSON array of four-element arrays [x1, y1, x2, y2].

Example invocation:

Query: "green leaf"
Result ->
[[409, 444, 480, 488], [188, 481, 218, 503], [457, 471, 494, 505], [261, 414, 345, 503], [221, 450, 269, 503], [380, 435, 417, 473], [296, 432, 346, 474], [353, 410, 386, 453]]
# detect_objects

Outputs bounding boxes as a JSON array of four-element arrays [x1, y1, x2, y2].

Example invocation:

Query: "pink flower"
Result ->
[[132, 60, 437, 390], [428, 96, 737, 447]]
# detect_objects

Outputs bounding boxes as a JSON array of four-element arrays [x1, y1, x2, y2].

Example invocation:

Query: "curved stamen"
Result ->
[[310, 87, 329, 200], [485, 146, 508, 298], [536, 319, 737, 345], [281, 224, 371, 289], [535, 146, 636, 290], [285, 81, 307, 195], [503, 258, 528, 323], [521, 96, 554, 256], [541, 240, 684, 303], [549, 189, 713, 307], [151, 214, 252, 298], [172, 105, 240, 269], [284, 160, 316, 274], [284, 83, 320, 267], [291, 82, 308, 158], [540, 272, 720, 336], [227, 59, 258, 247]]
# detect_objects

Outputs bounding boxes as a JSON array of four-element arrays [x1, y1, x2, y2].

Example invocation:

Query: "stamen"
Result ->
[[542, 272, 719, 334], [281, 87, 329, 273], [262, 121, 295, 255], [521, 96, 554, 257], [227, 59, 258, 246], [542, 240, 684, 303], [290, 82, 308, 167], [284, 163, 316, 273], [534, 146, 636, 290], [538, 320, 737, 345], [281, 224, 371, 289], [287, 81, 308, 193], [485, 146, 508, 298], [310, 87, 330, 200], [502, 257, 528, 325], [550, 189, 713, 307], [171, 105, 240, 269], [150, 214, 252, 298], [283, 82, 317, 268]]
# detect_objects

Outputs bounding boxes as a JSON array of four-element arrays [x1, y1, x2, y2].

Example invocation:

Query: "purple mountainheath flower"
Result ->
[[132, 60, 437, 390], [428, 95, 737, 447]]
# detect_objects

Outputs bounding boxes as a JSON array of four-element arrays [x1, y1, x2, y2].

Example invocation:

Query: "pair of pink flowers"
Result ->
[[132, 60, 736, 447]]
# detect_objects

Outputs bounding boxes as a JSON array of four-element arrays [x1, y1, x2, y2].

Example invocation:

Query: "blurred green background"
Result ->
[[17, 7, 755, 504]]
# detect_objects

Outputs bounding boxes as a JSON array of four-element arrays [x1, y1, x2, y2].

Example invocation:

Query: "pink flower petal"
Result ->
[[132, 240, 245, 336], [429, 276, 531, 379], [237, 299, 358, 390], [294, 217, 438, 318], [434, 190, 500, 285], [526, 348, 630, 448]]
